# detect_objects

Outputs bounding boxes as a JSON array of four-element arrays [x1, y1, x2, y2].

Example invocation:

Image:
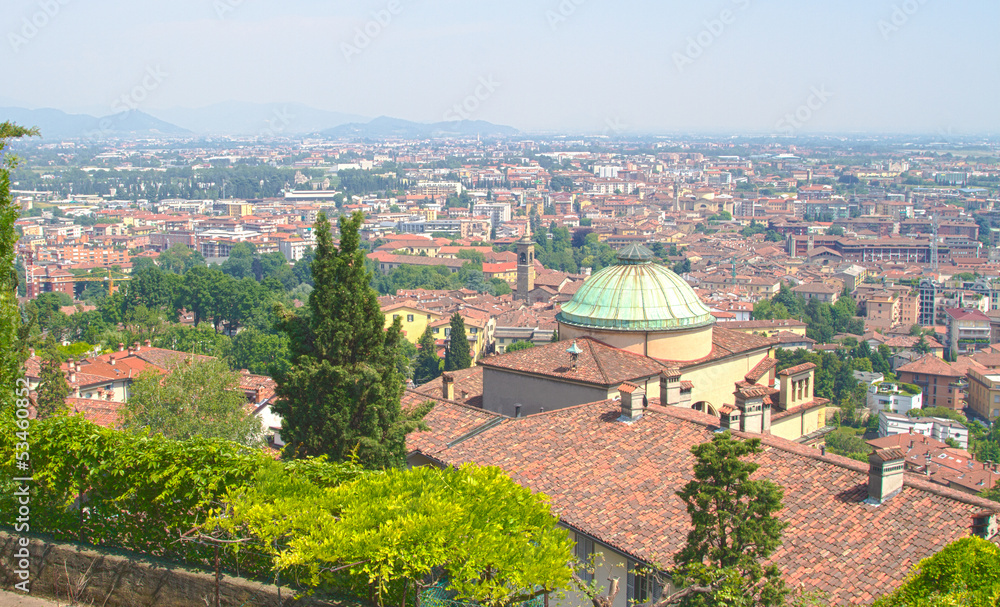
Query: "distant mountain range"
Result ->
[[322, 116, 519, 139], [144, 102, 367, 136], [0, 107, 192, 139], [0, 105, 518, 140]]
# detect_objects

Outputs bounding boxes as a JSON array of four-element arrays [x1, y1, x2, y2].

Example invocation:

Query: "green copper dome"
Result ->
[[557, 244, 714, 331]]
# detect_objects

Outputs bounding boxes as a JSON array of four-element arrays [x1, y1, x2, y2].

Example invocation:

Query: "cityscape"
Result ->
[[2, 2, 1000, 607]]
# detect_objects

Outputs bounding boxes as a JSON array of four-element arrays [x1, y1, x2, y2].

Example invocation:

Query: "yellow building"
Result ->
[[967, 368, 1000, 422], [382, 302, 443, 343], [220, 201, 254, 217]]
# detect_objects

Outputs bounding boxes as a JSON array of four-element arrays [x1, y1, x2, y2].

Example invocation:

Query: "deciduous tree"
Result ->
[[873, 537, 1000, 607], [122, 357, 263, 447]]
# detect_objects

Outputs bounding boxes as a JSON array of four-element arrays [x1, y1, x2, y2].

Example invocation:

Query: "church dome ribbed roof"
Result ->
[[556, 244, 714, 332]]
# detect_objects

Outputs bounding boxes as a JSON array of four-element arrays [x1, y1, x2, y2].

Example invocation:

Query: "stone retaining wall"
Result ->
[[0, 532, 337, 607]]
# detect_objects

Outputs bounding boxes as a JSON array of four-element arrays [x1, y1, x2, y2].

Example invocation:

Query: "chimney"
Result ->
[[442, 373, 455, 401], [69, 369, 77, 384], [619, 382, 645, 421], [29, 348, 35, 358], [109, 355, 116, 366], [144, 339, 151, 347], [660, 370, 681, 407], [820, 445, 826, 456], [118, 342, 125, 352], [127, 346, 134, 356], [867, 447, 906, 504], [133, 341, 140, 352]]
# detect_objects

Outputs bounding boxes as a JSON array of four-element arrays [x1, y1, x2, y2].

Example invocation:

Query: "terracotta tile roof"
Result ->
[[421, 399, 999, 605], [774, 331, 816, 345], [896, 354, 965, 378], [727, 319, 808, 330], [479, 337, 671, 387], [67, 397, 123, 427], [745, 357, 777, 384], [771, 398, 829, 421], [867, 433, 1000, 494], [944, 308, 991, 322], [777, 362, 817, 377], [658, 328, 777, 368], [412, 366, 484, 406], [402, 390, 501, 457]]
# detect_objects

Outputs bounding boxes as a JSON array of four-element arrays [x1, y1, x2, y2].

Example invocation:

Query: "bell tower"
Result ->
[[516, 224, 535, 301]]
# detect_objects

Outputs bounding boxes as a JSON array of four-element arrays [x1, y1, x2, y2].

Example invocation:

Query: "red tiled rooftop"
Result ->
[[413, 399, 1000, 605]]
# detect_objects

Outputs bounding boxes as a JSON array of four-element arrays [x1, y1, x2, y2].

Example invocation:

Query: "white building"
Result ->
[[472, 202, 512, 228], [878, 411, 969, 449], [867, 381, 923, 415]]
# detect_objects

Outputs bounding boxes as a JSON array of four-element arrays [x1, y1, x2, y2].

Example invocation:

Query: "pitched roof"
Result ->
[[416, 399, 1000, 605], [412, 366, 484, 407], [896, 354, 965, 378], [777, 362, 817, 377], [479, 337, 673, 387]]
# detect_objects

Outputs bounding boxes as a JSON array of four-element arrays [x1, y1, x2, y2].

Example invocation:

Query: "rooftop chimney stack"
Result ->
[[618, 382, 645, 422], [118, 342, 125, 352], [867, 447, 906, 504], [144, 339, 151, 347], [442, 373, 455, 401]]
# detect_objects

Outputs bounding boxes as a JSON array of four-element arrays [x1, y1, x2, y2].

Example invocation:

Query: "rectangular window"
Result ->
[[575, 536, 594, 583], [407, 314, 414, 322], [627, 561, 662, 605]]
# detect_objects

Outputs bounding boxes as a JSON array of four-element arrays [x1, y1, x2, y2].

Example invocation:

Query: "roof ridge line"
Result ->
[[587, 339, 611, 385]]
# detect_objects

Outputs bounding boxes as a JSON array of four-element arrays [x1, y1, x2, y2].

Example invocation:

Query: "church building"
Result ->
[[475, 243, 825, 441]]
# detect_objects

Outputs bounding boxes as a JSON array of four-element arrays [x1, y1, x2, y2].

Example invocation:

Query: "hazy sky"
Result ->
[[4, 0, 999, 134]]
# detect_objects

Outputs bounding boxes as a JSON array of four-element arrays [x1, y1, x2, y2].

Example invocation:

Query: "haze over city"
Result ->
[[4, 0, 1000, 134]]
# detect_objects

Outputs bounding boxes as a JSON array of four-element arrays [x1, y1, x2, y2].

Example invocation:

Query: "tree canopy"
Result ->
[[273, 211, 426, 468], [215, 463, 575, 607], [1, 122, 38, 411], [122, 357, 264, 447], [873, 537, 1000, 607], [444, 312, 472, 371], [671, 432, 789, 607]]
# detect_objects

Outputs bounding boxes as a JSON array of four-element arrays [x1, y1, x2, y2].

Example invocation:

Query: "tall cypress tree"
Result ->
[[413, 325, 442, 386], [444, 312, 472, 371], [273, 212, 426, 468]]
